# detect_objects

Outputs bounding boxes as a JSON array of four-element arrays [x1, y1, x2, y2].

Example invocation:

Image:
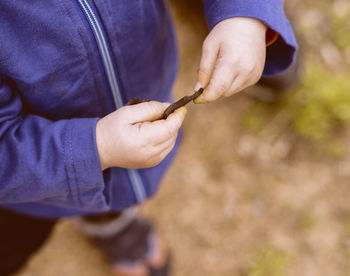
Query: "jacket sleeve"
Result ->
[[203, 0, 298, 76], [0, 77, 108, 212]]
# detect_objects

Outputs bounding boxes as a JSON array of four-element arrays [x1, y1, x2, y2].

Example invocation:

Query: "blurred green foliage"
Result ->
[[243, 61, 350, 157], [295, 211, 316, 231], [287, 63, 350, 156], [289, 64, 350, 137], [241, 106, 265, 134], [332, 10, 350, 49], [248, 247, 288, 276], [344, 220, 350, 238]]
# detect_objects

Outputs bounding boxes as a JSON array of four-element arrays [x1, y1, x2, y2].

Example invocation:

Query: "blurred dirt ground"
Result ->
[[16, 1, 350, 276]]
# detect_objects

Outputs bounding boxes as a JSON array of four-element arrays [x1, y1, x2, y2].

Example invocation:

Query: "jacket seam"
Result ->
[[62, 124, 74, 205], [69, 123, 84, 207]]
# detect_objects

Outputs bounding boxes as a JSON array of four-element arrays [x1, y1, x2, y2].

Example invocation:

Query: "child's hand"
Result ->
[[96, 101, 186, 170], [195, 17, 267, 103]]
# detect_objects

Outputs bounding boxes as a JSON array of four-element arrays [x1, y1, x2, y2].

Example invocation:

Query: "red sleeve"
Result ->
[[266, 28, 279, 46]]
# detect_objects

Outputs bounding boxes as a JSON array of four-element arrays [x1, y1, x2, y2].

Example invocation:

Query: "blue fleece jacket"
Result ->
[[0, 0, 296, 218]]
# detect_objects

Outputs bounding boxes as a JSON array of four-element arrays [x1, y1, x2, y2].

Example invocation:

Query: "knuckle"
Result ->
[[206, 89, 221, 101], [198, 67, 211, 78], [242, 59, 256, 73], [144, 159, 157, 168], [149, 155, 163, 167], [248, 66, 256, 76], [224, 89, 235, 98], [116, 106, 128, 120], [255, 66, 264, 79], [140, 151, 158, 168], [167, 123, 178, 138], [251, 74, 261, 85], [221, 47, 235, 59], [147, 101, 164, 114], [149, 160, 161, 168], [243, 70, 260, 86], [159, 149, 170, 162], [231, 78, 245, 91], [215, 80, 230, 94], [228, 53, 240, 64], [228, 58, 238, 68], [202, 44, 210, 55], [203, 38, 213, 51], [223, 59, 233, 69]]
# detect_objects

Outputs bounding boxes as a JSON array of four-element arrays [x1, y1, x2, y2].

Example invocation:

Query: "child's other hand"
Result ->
[[96, 101, 186, 170], [195, 17, 267, 104]]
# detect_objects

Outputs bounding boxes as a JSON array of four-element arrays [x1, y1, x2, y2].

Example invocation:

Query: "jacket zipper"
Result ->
[[77, 0, 146, 204]]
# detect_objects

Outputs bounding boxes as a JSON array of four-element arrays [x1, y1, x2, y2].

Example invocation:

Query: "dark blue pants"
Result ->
[[0, 209, 125, 276], [0, 208, 57, 276]]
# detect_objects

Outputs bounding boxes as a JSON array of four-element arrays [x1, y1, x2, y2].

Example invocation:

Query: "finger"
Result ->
[[151, 133, 177, 153], [156, 137, 177, 163], [224, 75, 248, 97], [196, 39, 219, 90], [141, 133, 177, 168], [145, 106, 187, 144], [136, 135, 177, 169], [195, 56, 236, 103], [120, 101, 171, 124], [225, 65, 264, 97], [143, 137, 177, 168]]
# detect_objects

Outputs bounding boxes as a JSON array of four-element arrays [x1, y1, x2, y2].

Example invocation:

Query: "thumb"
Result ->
[[120, 101, 170, 123]]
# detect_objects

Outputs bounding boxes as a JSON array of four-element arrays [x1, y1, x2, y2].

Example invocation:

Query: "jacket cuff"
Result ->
[[63, 117, 108, 212], [204, 0, 298, 76]]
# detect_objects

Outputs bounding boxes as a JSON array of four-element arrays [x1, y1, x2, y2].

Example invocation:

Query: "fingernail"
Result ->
[[194, 82, 202, 91]]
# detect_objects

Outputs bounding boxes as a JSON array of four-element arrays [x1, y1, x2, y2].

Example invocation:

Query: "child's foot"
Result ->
[[108, 217, 171, 276], [76, 211, 171, 276]]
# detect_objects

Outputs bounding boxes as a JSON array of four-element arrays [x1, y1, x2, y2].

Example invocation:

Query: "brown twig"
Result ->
[[162, 88, 203, 119], [126, 87, 204, 119]]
